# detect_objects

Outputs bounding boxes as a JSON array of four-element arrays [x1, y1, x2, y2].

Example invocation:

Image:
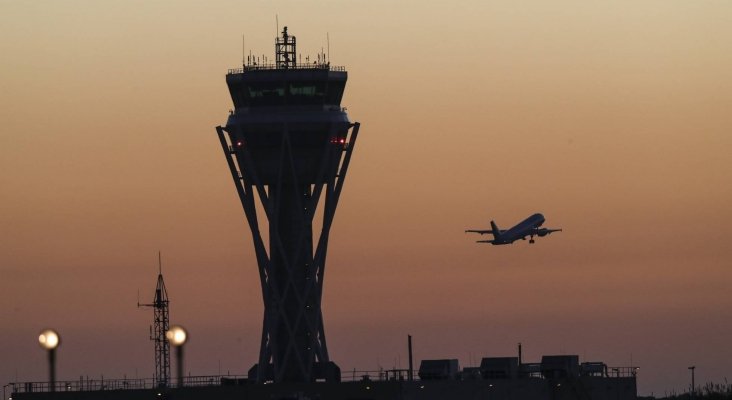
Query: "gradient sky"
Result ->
[[1, 0, 731, 397]]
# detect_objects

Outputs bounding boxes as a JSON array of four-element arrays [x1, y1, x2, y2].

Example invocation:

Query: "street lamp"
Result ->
[[688, 366, 695, 399], [38, 329, 60, 392], [166, 325, 188, 388]]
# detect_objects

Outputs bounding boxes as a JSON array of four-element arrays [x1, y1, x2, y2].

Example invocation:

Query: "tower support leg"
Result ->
[[216, 123, 359, 383]]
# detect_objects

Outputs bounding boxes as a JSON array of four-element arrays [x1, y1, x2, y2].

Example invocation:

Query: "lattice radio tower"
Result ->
[[138, 253, 170, 387]]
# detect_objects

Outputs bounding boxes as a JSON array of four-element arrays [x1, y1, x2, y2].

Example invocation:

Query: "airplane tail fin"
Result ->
[[490, 221, 500, 238]]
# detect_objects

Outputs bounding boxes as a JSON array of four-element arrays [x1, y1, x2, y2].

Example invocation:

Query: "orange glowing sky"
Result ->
[[1, 1, 731, 396]]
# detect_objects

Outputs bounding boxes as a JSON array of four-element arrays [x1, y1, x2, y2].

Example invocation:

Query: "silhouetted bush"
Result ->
[[649, 380, 732, 399]]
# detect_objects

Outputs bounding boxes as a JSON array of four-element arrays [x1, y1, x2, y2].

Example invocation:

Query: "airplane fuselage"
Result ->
[[492, 213, 545, 244]]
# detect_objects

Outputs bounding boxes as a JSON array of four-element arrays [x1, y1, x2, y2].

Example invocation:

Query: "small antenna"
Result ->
[[242, 35, 246, 66], [327, 32, 330, 64], [158, 251, 162, 275]]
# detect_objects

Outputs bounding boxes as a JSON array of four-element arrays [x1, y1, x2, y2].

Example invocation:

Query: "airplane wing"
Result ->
[[535, 228, 562, 237], [465, 229, 493, 235], [465, 229, 507, 235]]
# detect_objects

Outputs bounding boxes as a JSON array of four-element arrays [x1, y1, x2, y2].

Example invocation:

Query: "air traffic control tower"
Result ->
[[216, 27, 360, 384]]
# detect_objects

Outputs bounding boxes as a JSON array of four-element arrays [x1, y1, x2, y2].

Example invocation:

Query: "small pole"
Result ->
[[48, 349, 56, 392], [518, 342, 522, 367], [176, 346, 184, 388], [408, 335, 414, 381], [688, 366, 696, 399]]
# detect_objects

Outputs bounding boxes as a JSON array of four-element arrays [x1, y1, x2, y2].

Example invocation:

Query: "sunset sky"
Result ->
[[1, 1, 731, 397]]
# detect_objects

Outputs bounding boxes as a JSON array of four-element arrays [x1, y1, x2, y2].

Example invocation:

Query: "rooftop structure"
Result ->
[[6, 353, 638, 400]]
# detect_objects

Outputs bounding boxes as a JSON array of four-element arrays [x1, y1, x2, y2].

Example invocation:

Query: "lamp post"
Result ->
[[688, 366, 695, 399], [38, 329, 60, 392], [166, 326, 188, 388]]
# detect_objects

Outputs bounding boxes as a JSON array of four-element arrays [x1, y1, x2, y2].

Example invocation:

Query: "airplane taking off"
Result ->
[[465, 213, 561, 245]]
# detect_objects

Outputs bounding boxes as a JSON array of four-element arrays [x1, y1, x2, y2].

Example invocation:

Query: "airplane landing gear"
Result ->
[[529, 236, 535, 244]]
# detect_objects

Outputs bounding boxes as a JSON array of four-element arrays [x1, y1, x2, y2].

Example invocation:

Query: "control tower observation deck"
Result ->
[[216, 27, 360, 384]]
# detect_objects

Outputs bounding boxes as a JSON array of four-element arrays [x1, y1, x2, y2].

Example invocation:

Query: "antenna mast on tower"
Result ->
[[138, 253, 171, 388]]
